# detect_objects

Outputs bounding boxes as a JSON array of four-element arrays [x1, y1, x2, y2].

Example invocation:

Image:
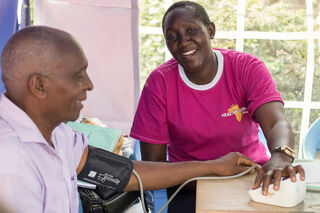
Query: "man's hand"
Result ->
[[212, 152, 257, 176], [252, 152, 305, 195]]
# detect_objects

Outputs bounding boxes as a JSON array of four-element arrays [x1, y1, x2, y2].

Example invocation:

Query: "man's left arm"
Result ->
[[253, 101, 305, 195], [77, 146, 88, 175], [77, 147, 258, 192]]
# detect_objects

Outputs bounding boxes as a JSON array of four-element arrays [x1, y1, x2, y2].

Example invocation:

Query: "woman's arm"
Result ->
[[253, 101, 305, 194]]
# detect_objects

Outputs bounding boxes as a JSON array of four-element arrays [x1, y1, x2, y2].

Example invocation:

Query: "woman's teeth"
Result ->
[[182, 49, 197, 56]]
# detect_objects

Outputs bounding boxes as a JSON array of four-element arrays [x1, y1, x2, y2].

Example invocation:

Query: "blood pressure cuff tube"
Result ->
[[78, 145, 133, 192]]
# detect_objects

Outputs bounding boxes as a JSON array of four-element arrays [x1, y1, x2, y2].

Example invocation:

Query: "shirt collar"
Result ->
[[178, 49, 224, 91], [0, 93, 47, 144]]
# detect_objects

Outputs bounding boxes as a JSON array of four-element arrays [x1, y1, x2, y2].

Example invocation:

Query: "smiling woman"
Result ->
[[131, 1, 303, 213], [162, 5, 217, 85]]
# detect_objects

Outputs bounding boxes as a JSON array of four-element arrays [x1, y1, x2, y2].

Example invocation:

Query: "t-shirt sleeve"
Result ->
[[241, 55, 284, 118], [130, 71, 171, 145]]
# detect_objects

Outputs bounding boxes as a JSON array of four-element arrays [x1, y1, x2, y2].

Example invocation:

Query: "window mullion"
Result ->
[[236, 0, 245, 52], [298, 0, 314, 158]]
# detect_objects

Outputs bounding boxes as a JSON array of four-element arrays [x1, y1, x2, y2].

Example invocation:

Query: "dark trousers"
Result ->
[[167, 182, 196, 213]]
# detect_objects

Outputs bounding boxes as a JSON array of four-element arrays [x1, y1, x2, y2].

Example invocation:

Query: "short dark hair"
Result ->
[[162, 1, 211, 32], [1, 26, 80, 95]]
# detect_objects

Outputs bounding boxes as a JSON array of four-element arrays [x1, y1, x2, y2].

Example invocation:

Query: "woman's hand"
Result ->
[[252, 152, 305, 195]]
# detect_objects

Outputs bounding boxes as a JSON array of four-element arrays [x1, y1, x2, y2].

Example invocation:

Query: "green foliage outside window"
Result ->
[[183, 0, 238, 31], [313, 40, 320, 101], [139, 0, 165, 27], [244, 39, 307, 101], [314, 0, 320, 32], [29, 0, 34, 25], [284, 108, 302, 153], [139, 34, 166, 89], [212, 39, 236, 50], [310, 109, 320, 126], [245, 0, 306, 32]]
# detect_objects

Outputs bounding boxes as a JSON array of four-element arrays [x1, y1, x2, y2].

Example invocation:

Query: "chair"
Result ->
[[133, 140, 168, 213], [302, 117, 320, 159]]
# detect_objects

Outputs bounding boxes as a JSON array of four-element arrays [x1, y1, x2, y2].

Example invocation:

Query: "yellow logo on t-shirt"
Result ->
[[221, 104, 248, 122]]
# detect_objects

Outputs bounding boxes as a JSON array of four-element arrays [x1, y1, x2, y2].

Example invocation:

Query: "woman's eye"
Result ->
[[188, 27, 196, 33], [166, 34, 176, 41]]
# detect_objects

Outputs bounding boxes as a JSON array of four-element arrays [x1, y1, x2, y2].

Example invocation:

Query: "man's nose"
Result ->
[[84, 72, 94, 91]]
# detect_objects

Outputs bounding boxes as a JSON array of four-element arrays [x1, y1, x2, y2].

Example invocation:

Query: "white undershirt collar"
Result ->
[[178, 49, 223, 91]]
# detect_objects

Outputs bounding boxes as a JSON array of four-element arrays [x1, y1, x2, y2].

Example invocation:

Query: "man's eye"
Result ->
[[76, 74, 84, 79]]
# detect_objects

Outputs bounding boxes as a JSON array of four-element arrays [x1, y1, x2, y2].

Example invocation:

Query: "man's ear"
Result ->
[[28, 74, 48, 99], [209, 22, 216, 39]]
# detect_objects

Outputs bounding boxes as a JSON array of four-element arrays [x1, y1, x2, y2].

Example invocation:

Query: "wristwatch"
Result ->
[[272, 146, 295, 163]]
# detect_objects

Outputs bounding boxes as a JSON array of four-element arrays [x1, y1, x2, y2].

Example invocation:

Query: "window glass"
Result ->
[[139, 0, 165, 27], [30, 0, 35, 24], [314, 0, 320, 32], [284, 108, 302, 153], [139, 34, 165, 90], [212, 39, 236, 50], [244, 39, 307, 101], [245, 0, 306, 32], [309, 109, 320, 127], [312, 40, 320, 101]]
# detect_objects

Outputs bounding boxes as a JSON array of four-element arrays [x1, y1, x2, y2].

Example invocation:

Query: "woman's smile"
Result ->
[[181, 49, 198, 57]]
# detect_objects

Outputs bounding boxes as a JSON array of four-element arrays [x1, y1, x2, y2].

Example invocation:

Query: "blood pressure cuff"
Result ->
[[78, 145, 133, 192]]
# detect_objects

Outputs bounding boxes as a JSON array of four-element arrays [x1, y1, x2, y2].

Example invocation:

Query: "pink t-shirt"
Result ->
[[130, 49, 283, 165]]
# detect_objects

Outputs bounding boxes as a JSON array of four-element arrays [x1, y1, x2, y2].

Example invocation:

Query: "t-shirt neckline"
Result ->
[[178, 49, 223, 91]]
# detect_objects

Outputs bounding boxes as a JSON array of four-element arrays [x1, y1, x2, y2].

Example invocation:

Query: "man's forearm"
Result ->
[[124, 152, 258, 192], [77, 148, 256, 193], [123, 160, 214, 191]]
